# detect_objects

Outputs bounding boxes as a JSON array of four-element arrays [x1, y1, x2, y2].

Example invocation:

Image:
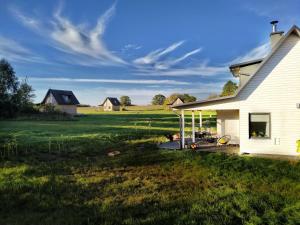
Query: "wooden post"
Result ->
[[199, 111, 202, 130], [192, 111, 195, 143], [179, 114, 183, 149], [181, 110, 185, 148]]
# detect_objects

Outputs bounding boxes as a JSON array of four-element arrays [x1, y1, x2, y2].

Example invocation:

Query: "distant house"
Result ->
[[167, 97, 184, 109], [170, 97, 184, 106], [101, 97, 121, 111], [41, 89, 80, 115]]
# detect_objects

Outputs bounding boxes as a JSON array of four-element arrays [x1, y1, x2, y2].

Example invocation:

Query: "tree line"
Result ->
[[151, 81, 238, 105], [0, 58, 239, 117], [0, 59, 35, 118]]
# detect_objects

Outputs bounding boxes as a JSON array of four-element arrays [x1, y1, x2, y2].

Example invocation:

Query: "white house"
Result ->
[[101, 97, 121, 111], [170, 97, 184, 107], [41, 89, 80, 115], [173, 22, 300, 156]]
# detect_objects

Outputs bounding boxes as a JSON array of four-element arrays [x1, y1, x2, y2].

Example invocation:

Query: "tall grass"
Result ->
[[0, 110, 299, 225]]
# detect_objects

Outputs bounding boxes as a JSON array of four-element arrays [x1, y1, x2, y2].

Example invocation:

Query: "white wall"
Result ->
[[103, 100, 120, 111], [45, 93, 57, 104], [172, 98, 184, 106], [58, 105, 77, 115], [237, 33, 300, 155], [217, 110, 240, 145]]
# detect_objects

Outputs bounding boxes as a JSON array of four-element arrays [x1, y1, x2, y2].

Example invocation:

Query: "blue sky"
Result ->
[[1, 0, 299, 105]]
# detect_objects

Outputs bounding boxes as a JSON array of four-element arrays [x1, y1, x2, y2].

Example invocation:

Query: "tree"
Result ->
[[16, 79, 36, 113], [0, 59, 35, 117], [220, 80, 238, 97], [120, 96, 131, 106], [152, 94, 166, 105], [0, 59, 19, 117], [182, 94, 196, 103], [164, 93, 181, 105]]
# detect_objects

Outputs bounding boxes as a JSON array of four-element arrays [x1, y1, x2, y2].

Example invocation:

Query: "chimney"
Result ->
[[270, 20, 284, 49]]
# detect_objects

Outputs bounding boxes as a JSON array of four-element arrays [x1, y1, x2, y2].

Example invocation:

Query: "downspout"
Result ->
[[171, 109, 183, 149]]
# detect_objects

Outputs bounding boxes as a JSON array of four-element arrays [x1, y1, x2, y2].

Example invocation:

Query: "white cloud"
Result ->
[[51, 3, 126, 66], [131, 41, 226, 76], [133, 41, 185, 65], [122, 44, 142, 52], [27, 77, 190, 85], [135, 60, 228, 77], [12, 3, 126, 66], [229, 43, 270, 64], [10, 7, 40, 30], [10, 3, 229, 77], [0, 36, 45, 63], [154, 48, 202, 70]]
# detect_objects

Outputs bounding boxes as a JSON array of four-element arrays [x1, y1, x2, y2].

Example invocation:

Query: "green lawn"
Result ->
[[0, 108, 299, 225]]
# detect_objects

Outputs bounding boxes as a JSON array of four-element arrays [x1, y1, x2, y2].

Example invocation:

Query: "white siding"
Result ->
[[172, 98, 184, 106], [217, 110, 240, 145], [58, 105, 77, 115], [184, 99, 240, 111], [103, 100, 120, 111], [45, 93, 57, 104], [237, 33, 300, 155]]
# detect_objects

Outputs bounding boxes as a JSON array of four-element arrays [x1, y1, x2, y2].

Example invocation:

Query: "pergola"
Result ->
[[179, 110, 204, 149]]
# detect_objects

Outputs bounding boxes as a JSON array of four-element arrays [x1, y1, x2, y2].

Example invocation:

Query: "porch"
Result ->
[[170, 108, 240, 150], [158, 138, 239, 154]]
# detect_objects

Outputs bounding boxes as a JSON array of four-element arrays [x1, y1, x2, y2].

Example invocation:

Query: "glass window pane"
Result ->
[[249, 114, 270, 138]]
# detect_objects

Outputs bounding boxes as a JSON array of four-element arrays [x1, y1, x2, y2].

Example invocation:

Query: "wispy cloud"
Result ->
[[12, 3, 126, 66], [135, 60, 228, 77], [133, 41, 185, 66], [51, 3, 126, 66], [10, 7, 40, 30], [121, 44, 142, 52], [0, 36, 45, 63], [27, 77, 190, 85], [229, 43, 270, 64], [10, 3, 229, 77], [132, 41, 227, 76]]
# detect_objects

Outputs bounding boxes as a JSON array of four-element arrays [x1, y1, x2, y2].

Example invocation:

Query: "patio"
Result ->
[[158, 138, 239, 154]]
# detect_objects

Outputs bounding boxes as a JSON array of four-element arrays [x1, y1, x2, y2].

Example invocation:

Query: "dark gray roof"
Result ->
[[229, 58, 263, 70], [41, 89, 80, 105], [102, 97, 121, 106]]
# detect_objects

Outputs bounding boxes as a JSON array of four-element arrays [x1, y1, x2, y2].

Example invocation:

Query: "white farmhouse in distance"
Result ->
[[41, 89, 80, 115], [101, 97, 121, 111], [173, 22, 300, 156]]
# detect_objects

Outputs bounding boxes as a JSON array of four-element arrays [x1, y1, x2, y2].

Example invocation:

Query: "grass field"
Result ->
[[0, 107, 299, 225]]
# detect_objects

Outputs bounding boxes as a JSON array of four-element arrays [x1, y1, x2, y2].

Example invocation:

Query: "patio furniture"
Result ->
[[217, 135, 231, 146]]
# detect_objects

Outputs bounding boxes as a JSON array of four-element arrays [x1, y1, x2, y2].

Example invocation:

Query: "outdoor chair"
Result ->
[[217, 135, 231, 146]]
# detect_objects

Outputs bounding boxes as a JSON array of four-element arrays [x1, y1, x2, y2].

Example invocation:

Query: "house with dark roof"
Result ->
[[173, 22, 300, 156], [41, 89, 80, 115], [101, 97, 121, 111]]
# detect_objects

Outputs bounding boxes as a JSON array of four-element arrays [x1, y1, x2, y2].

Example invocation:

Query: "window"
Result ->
[[62, 95, 71, 103], [249, 113, 271, 139]]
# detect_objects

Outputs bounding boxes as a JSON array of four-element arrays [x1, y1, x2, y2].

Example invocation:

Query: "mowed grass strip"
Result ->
[[0, 108, 299, 225]]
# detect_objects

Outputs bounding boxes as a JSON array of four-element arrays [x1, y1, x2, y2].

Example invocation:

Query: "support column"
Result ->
[[181, 110, 185, 148], [192, 111, 195, 143], [199, 111, 202, 130]]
